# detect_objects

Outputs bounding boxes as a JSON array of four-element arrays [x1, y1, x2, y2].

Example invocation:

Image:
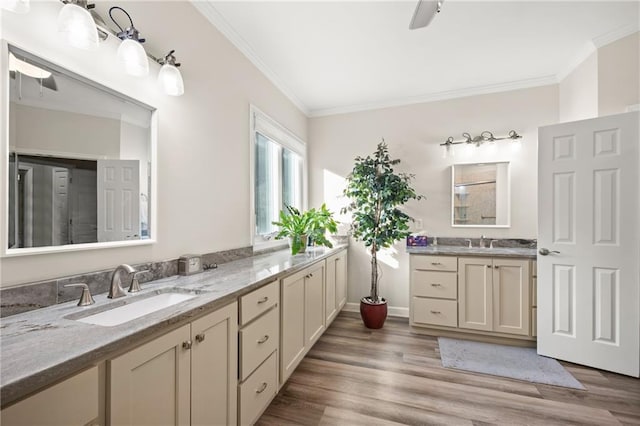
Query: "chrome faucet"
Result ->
[[479, 235, 487, 248], [108, 264, 135, 299]]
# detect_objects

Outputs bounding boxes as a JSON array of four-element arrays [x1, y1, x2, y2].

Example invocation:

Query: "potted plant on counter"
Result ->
[[272, 204, 338, 255], [342, 141, 423, 329]]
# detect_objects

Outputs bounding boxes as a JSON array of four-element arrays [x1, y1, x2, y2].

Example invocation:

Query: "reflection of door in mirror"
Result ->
[[452, 162, 510, 227], [6, 45, 154, 253]]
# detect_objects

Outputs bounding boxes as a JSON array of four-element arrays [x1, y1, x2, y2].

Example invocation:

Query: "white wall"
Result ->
[[559, 52, 598, 122], [309, 86, 558, 310], [598, 32, 640, 116], [0, 1, 307, 287], [10, 103, 121, 158]]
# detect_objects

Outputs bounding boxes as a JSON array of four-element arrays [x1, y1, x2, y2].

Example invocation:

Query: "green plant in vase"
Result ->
[[272, 204, 338, 255]]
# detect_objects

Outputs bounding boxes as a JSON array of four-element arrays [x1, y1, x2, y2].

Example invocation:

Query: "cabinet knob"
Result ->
[[494, 265, 499, 269], [182, 340, 192, 350], [430, 283, 441, 287], [257, 335, 270, 344], [256, 382, 268, 394], [430, 310, 441, 314], [195, 333, 206, 343], [486, 265, 491, 268], [257, 296, 269, 304]]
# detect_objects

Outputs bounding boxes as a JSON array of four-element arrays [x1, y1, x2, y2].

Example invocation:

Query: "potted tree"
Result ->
[[272, 204, 338, 255], [342, 141, 423, 329]]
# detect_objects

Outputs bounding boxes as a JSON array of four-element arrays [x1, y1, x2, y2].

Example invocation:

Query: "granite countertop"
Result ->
[[0, 245, 346, 407], [406, 245, 537, 259]]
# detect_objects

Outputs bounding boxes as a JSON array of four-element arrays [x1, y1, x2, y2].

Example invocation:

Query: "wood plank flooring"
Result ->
[[257, 312, 640, 425]]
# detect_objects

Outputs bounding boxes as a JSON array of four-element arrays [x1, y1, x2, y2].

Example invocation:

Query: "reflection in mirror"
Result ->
[[451, 162, 510, 227], [6, 45, 154, 251]]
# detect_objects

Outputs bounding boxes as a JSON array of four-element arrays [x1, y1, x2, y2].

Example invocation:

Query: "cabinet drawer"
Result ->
[[411, 255, 457, 272], [412, 270, 457, 299], [239, 351, 277, 426], [412, 297, 457, 327], [239, 306, 279, 381], [240, 280, 279, 325]]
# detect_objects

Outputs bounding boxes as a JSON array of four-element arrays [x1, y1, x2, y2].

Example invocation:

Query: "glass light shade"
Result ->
[[57, 3, 98, 50], [158, 64, 184, 96], [9, 53, 51, 79], [1, 0, 30, 13], [117, 38, 149, 76]]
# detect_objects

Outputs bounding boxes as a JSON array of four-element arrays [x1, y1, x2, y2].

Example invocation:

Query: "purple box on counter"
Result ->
[[406, 235, 428, 247]]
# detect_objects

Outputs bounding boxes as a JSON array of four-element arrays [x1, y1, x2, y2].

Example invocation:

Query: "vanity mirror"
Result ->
[[451, 162, 510, 228], [3, 45, 156, 255]]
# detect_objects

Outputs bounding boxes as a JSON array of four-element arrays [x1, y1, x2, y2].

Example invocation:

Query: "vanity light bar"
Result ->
[[439, 130, 522, 148]]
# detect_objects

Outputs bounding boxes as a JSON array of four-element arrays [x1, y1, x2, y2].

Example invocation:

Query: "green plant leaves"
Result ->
[[272, 203, 339, 255]]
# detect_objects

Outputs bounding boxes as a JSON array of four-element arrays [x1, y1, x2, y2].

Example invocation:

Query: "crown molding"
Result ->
[[191, 0, 310, 116], [309, 75, 558, 118], [592, 23, 639, 48]]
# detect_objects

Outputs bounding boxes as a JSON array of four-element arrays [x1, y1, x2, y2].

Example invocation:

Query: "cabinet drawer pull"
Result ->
[[494, 265, 499, 269], [257, 335, 270, 344], [257, 296, 269, 304], [430, 283, 441, 287], [182, 340, 192, 350], [430, 310, 441, 314], [256, 382, 268, 394], [195, 333, 205, 343], [431, 262, 442, 266]]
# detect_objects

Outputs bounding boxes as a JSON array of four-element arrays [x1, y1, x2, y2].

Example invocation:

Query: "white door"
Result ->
[[97, 160, 140, 242], [70, 168, 97, 244], [538, 111, 639, 377], [51, 167, 69, 245]]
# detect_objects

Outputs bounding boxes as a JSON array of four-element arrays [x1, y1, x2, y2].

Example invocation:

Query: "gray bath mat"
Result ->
[[438, 337, 585, 389]]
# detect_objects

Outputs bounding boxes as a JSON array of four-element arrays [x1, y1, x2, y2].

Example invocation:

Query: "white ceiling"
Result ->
[[196, 1, 639, 116]]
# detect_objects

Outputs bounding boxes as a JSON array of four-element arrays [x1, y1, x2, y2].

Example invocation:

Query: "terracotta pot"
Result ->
[[360, 297, 388, 329]]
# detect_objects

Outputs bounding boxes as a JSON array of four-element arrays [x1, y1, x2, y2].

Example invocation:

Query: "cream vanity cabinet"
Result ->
[[325, 249, 348, 326], [280, 260, 326, 384], [458, 257, 530, 336], [410, 254, 534, 341], [238, 281, 279, 426], [1, 366, 101, 426], [531, 260, 537, 337], [109, 302, 238, 426]]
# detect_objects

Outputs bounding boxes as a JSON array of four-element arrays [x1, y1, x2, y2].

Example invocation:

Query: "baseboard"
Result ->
[[344, 302, 409, 318]]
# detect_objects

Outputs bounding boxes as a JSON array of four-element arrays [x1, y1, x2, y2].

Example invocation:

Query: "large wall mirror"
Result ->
[[451, 162, 510, 228], [4, 45, 156, 255]]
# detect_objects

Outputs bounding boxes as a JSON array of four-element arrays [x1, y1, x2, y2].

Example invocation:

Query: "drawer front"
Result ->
[[411, 255, 457, 272], [240, 280, 279, 326], [412, 270, 457, 299], [412, 297, 457, 327], [240, 306, 279, 381], [239, 351, 277, 426]]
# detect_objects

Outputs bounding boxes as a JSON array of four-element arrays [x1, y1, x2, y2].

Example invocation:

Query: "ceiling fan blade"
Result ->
[[409, 0, 444, 30]]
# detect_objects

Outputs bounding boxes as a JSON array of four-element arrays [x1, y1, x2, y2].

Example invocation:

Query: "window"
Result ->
[[250, 106, 306, 245]]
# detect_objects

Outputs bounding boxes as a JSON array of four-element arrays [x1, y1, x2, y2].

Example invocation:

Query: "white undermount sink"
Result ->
[[75, 292, 196, 327]]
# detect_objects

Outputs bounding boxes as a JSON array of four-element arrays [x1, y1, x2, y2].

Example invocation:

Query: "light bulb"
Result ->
[[57, 3, 98, 50], [158, 63, 184, 96], [511, 138, 522, 152], [1, 0, 29, 13], [117, 38, 149, 76]]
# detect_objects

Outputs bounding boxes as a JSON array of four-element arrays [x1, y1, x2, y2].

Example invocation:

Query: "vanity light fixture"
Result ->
[[1, 0, 30, 13], [109, 6, 149, 77], [157, 50, 184, 96], [440, 130, 522, 158], [57, 0, 99, 50]]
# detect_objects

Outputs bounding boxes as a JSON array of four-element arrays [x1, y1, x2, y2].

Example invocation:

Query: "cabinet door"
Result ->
[[109, 325, 191, 426], [305, 261, 326, 347], [325, 255, 338, 325], [458, 257, 493, 331], [1, 366, 99, 426], [493, 259, 530, 336], [280, 270, 306, 384], [336, 250, 348, 311], [191, 302, 238, 426]]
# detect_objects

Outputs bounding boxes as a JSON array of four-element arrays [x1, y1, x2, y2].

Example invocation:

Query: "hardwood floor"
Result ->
[[258, 312, 640, 425]]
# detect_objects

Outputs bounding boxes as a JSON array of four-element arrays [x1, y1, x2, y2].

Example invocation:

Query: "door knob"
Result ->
[[539, 248, 560, 256]]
